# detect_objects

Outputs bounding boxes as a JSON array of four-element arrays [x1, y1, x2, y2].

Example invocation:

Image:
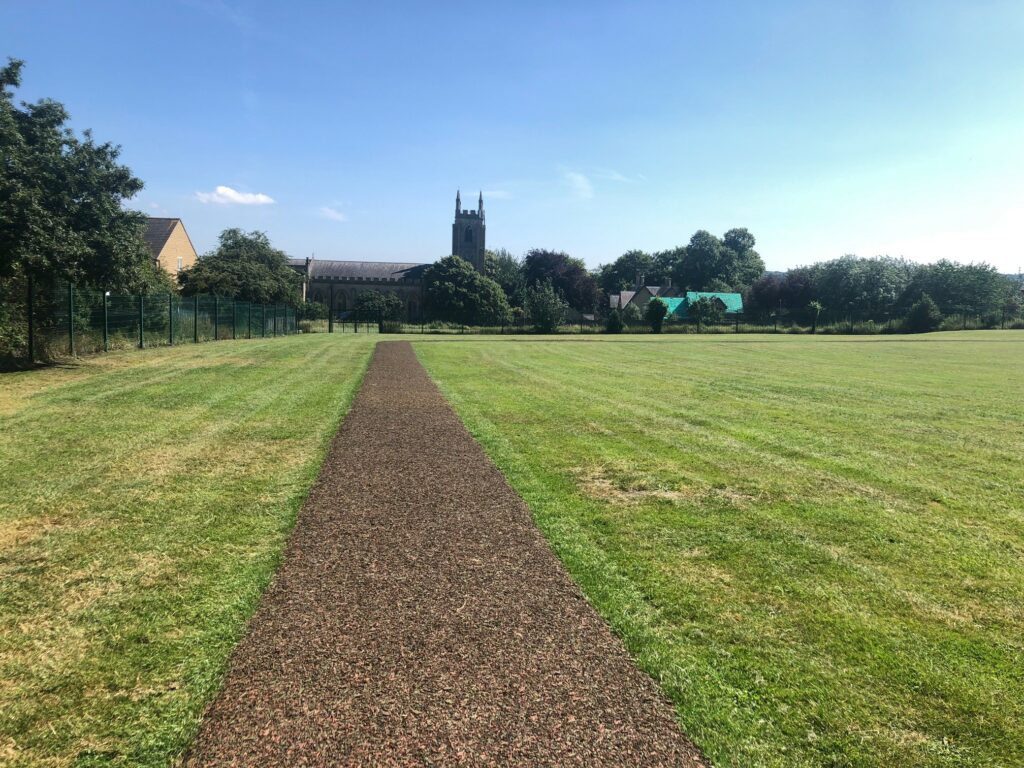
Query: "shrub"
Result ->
[[689, 296, 725, 329], [355, 290, 403, 321], [605, 309, 624, 334], [904, 293, 943, 333], [525, 280, 568, 333], [645, 298, 668, 333]]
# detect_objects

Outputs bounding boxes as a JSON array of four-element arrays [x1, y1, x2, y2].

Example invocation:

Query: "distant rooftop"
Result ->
[[288, 258, 430, 282], [142, 217, 180, 256]]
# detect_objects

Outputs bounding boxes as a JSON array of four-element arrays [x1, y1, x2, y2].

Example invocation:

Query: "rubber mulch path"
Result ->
[[186, 341, 708, 767]]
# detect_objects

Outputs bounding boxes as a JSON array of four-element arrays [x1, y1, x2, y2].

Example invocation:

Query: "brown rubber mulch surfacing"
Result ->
[[186, 341, 707, 767]]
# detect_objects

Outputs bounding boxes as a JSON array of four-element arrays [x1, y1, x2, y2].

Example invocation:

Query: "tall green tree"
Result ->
[[597, 250, 669, 294], [484, 248, 526, 307], [178, 229, 301, 304], [0, 58, 164, 291], [901, 260, 1005, 318], [424, 255, 512, 326], [645, 297, 668, 333], [524, 279, 568, 333], [671, 229, 764, 292], [523, 249, 599, 312], [355, 290, 404, 321]]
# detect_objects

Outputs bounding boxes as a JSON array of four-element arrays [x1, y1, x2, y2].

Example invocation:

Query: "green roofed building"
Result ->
[[660, 292, 744, 319]]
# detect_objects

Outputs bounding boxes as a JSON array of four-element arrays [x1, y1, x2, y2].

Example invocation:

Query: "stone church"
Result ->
[[289, 191, 485, 321]]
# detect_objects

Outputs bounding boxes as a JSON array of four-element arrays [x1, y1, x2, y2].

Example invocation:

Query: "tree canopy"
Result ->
[[0, 58, 165, 291], [484, 248, 526, 307], [424, 255, 512, 326], [645, 297, 668, 333], [688, 295, 726, 328], [524, 279, 568, 333], [670, 228, 764, 292], [355, 290, 404, 321], [523, 249, 600, 312], [744, 256, 1015, 325], [597, 250, 671, 295], [178, 229, 301, 305]]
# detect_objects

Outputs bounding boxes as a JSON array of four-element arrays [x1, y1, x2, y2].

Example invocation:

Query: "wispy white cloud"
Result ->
[[318, 205, 348, 222], [563, 171, 594, 200], [594, 168, 646, 183], [195, 185, 275, 205], [483, 189, 512, 199]]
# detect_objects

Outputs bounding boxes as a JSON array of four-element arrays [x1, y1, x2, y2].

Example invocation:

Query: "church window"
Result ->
[[464, 226, 473, 243]]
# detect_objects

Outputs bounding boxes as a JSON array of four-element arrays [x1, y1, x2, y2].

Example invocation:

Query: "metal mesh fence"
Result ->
[[16, 282, 298, 362]]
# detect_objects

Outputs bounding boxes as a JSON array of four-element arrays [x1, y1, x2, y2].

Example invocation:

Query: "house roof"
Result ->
[[291, 259, 430, 282], [617, 290, 637, 307], [142, 218, 180, 257], [661, 292, 744, 317], [685, 291, 744, 313]]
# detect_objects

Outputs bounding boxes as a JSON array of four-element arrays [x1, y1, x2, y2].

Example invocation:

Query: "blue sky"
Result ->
[[3, 1, 1024, 271]]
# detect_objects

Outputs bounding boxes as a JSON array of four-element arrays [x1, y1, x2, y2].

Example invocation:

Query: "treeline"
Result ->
[[745, 256, 1020, 329]]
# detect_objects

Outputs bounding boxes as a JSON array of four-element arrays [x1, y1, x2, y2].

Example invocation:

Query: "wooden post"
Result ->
[[248, 302, 252, 338], [139, 293, 145, 349], [168, 292, 174, 346], [329, 285, 334, 333], [193, 294, 199, 343], [214, 295, 219, 340]]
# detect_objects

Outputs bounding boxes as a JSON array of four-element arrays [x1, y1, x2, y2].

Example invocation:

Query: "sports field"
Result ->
[[0, 335, 374, 766], [1, 331, 1021, 767], [416, 332, 1024, 768]]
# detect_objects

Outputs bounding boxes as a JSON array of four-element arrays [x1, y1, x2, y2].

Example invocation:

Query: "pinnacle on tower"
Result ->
[[455, 189, 461, 214], [478, 190, 484, 218]]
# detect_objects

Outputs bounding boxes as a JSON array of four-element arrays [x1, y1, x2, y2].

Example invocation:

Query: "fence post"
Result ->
[[193, 294, 199, 343], [214, 295, 219, 340], [232, 300, 237, 340], [273, 305, 278, 336], [139, 293, 145, 349], [26, 275, 35, 362], [168, 292, 174, 346], [248, 302, 252, 339], [103, 291, 109, 351], [68, 282, 75, 357], [329, 285, 334, 333], [261, 304, 266, 337]]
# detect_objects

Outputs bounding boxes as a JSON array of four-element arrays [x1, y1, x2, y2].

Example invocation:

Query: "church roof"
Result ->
[[291, 259, 430, 282]]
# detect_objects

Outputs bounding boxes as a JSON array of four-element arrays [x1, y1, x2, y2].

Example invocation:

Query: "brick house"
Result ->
[[143, 218, 198, 276]]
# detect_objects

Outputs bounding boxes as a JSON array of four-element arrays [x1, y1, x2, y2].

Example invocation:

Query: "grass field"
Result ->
[[0, 334, 375, 766], [416, 332, 1024, 768]]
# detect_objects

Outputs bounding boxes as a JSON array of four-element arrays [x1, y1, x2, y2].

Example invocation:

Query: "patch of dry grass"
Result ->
[[0, 334, 374, 767]]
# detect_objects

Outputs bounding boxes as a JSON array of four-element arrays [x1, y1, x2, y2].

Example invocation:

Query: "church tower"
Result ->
[[452, 190, 485, 272]]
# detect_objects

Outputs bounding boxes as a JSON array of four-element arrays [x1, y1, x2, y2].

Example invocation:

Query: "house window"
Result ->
[[177, 257, 183, 271]]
